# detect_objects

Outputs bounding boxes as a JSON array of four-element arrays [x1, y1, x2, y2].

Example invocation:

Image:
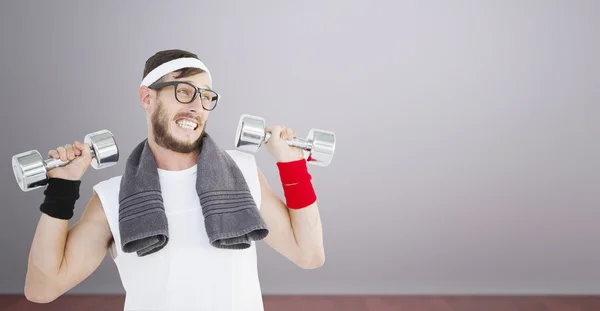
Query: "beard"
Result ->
[[151, 100, 206, 153]]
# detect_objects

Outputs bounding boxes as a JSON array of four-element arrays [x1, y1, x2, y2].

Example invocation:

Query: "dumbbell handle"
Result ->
[[44, 149, 98, 170], [264, 132, 312, 150]]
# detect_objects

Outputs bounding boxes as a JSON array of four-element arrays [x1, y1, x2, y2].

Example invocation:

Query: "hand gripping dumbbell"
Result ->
[[11, 129, 119, 192], [234, 114, 336, 167]]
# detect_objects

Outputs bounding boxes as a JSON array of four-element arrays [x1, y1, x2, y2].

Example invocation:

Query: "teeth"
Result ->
[[176, 119, 198, 130]]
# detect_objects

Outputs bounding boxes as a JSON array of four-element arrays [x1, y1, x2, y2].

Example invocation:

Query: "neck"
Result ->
[[147, 137, 198, 171]]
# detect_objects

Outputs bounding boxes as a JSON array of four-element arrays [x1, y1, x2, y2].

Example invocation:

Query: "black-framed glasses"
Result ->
[[148, 81, 219, 111]]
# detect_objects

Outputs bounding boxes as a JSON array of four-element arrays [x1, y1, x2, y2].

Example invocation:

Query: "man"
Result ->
[[23, 49, 325, 311]]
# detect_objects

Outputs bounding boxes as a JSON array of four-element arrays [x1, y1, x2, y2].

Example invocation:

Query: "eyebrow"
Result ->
[[179, 80, 212, 90]]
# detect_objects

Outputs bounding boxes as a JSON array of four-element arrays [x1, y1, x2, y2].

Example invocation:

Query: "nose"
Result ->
[[186, 92, 205, 112], [180, 104, 201, 119]]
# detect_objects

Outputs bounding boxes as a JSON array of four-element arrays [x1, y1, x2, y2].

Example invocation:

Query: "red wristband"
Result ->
[[276, 159, 311, 185], [282, 182, 317, 209], [276, 159, 316, 209]]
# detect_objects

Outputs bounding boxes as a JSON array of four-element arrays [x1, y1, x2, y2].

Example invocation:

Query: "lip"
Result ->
[[175, 117, 199, 126]]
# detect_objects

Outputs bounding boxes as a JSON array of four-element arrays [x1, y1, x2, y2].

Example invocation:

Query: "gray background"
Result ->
[[0, 0, 598, 295]]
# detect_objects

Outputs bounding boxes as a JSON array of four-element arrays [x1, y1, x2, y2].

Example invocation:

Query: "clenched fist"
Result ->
[[46, 141, 93, 181], [264, 125, 305, 163]]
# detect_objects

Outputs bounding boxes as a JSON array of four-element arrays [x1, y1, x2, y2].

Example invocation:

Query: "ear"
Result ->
[[138, 86, 151, 109]]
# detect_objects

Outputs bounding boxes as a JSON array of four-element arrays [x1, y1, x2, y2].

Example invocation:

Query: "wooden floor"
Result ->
[[1, 295, 599, 311]]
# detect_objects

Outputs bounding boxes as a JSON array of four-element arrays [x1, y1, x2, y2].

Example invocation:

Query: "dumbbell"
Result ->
[[11, 129, 119, 192], [234, 114, 336, 167]]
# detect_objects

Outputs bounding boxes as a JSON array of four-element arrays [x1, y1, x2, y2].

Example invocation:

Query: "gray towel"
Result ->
[[118, 133, 269, 257]]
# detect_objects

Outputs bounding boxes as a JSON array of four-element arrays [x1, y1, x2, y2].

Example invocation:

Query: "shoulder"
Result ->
[[92, 175, 123, 196], [225, 149, 260, 174], [226, 149, 257, 165], [91, 175, 122, 218], [91, 175, 123, 247]]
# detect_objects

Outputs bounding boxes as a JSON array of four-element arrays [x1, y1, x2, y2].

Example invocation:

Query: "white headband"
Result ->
[[140, 57, 212, 87]]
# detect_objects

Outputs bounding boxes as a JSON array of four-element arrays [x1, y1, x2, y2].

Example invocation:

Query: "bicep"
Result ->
[[57, 191, 113, 291], [257, 168, 301, 262]]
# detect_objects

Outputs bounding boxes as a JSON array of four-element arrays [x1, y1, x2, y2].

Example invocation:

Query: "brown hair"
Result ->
[[142, 49, 206, 83]]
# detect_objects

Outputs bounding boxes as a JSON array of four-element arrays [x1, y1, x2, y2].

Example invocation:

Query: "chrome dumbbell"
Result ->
[[11, 129, 119, 192], [234, 114, 336, 167]]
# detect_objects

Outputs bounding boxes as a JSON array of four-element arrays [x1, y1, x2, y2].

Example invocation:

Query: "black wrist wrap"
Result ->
[[39, 178, 81, 220]]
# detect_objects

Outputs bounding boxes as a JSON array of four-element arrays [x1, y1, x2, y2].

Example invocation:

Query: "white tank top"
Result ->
[[92, 150, 265, 311]]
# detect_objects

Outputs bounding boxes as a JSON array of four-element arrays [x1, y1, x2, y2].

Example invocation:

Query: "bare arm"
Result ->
[[24, 191, 113, 303], [258, 167, 325, 269]]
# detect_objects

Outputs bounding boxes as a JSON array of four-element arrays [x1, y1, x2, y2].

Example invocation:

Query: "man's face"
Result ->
[[148, 71, 214, 153]]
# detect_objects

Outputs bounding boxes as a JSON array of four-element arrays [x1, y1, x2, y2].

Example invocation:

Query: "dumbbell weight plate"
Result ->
[[12, 150, 48, 192], [84, 129, 119, 170], [306, 129, 336, 167], [234, 114, 267, 153]]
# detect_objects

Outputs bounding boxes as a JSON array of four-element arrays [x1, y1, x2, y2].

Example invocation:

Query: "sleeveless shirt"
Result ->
[[92, 150, 265, 311]]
